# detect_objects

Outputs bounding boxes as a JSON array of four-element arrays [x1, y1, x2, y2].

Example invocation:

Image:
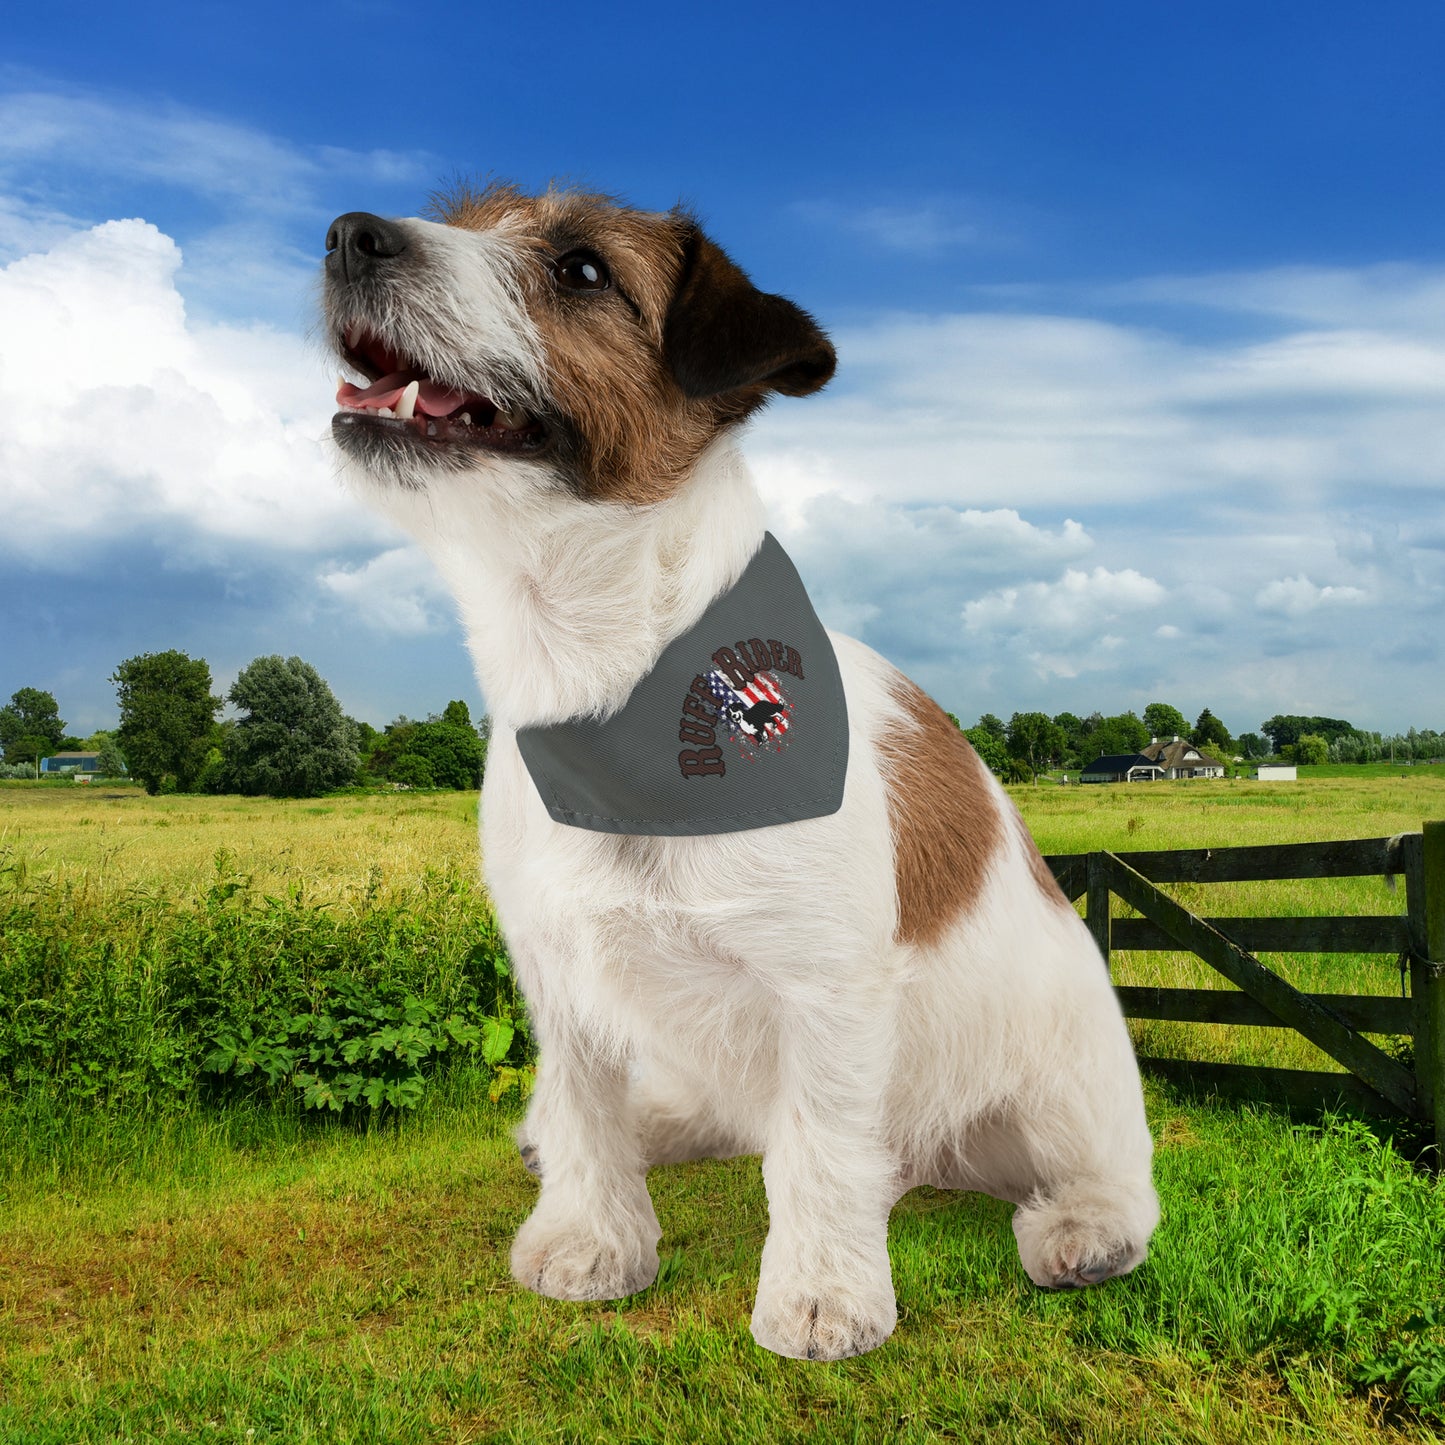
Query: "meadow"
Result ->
[[2, 775, 1444, 1443]]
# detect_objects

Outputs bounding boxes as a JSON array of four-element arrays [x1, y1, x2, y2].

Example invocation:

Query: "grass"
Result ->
[[2, 777, 1445, 1441], [1020, 774, 1445, 1078], [4, 1079, 1443, 1443], [0, 783, 481, 905]]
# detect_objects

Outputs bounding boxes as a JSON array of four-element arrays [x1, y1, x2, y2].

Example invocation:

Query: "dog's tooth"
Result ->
[[395, 380, 419, 420], [495, 405, 528, 429], [459, 412, 472, 426], [378, 406, 395, 418], [345, 325, 361, 350]]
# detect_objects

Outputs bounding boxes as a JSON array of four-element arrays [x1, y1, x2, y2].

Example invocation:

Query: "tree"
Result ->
[[1285, 733, 1329, 767], [111, 651, 222, 794], [224, 655, 359, 798], [0, 688, 65, 758], [1051, 712, 1088, 768], [95, 734, 127, 778], [975, 713, 1007, 741], [362, 705, 486, 791], [1142, 702, 1188, 740], [1261, 715, 1357, 753], [1085, 712, 1151, 759], [1005, 711, 1066, 774], [390, 754, 436, 788], [1191, 708, 1231, 754], [398, 716, 486, 790], [963, 724, 1009, 777], [1236, 732, 1267, 760]]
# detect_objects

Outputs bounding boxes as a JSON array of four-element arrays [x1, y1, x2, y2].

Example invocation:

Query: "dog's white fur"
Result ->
[[326, 198, 1158, 1360]]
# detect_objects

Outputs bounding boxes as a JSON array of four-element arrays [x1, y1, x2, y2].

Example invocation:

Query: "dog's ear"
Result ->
[[663, 226, 836, 401]]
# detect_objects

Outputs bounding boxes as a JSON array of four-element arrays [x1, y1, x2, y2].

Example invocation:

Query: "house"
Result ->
[[1140, 736, 1226, 780], [1080, 753, 1165, 784], [39, 751, 102, 774], [1254, 762, 1297, 781]]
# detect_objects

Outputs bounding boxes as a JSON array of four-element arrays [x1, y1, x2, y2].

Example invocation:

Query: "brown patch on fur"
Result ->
[[427, 181, 831, 504], [1011, 806, 1073, 912], [879, 677, 1003, 947]]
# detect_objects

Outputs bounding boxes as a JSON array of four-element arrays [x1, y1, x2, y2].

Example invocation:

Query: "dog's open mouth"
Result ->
[[334, 326, 546, 454]]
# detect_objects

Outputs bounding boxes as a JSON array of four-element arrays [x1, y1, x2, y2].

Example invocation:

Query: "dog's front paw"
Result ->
[[511, 1210, 659, 1302], [750, 1278, 896, 1361]]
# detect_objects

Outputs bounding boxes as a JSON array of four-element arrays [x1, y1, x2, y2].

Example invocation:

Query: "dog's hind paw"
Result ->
[[1011, 1181, 1157, 1291], [750, 1281, 896, 1361]]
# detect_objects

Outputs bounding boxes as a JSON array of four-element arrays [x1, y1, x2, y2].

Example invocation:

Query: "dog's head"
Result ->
[[323, 183, 835, 506]]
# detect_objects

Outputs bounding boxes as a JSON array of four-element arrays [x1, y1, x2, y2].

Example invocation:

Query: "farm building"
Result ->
[[39, 751, 102, 774], [1254, 761, 1297, 781], [1141, 737, 1226, 779], [1080, 753, 1165, 784]]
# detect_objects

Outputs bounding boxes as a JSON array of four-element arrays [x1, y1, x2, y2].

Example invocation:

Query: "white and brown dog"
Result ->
[[322, 183, 1158, 1361]]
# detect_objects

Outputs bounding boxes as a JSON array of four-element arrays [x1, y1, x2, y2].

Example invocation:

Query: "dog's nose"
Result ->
[[325, 212, 408, 280]]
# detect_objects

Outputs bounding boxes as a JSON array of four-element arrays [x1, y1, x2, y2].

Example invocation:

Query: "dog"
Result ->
[[322, 182, 1158, 1361]]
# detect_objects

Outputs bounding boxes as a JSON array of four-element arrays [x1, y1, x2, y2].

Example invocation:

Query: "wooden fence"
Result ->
[[1044, 820, 1445, 1158]]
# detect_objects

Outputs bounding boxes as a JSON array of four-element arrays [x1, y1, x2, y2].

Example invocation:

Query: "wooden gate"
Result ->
[[1044, 821, 1445, 1156]]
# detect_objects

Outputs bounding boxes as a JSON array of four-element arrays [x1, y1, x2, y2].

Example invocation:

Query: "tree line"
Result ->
[[945, 703, 1444, 781], [0, 652, 487, 798], [2, 665, 1440, 796]]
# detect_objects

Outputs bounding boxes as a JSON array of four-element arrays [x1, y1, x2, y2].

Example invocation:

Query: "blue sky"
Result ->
[[3, 3, 1443, 739]]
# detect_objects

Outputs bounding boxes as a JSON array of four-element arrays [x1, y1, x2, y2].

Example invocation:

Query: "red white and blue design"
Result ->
[[704, 667, 794, 759]]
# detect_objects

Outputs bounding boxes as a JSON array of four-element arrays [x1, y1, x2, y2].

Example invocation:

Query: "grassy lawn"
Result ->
[[4, 1081, 1442, 1443], [2, 778, 1444, 1442]]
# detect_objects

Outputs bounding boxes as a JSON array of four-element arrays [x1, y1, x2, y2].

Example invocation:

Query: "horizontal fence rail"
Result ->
[[1043, 824, 1445, 1157]]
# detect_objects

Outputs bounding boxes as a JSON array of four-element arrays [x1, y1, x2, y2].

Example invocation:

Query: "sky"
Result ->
[[2, 2, 1444, 740]]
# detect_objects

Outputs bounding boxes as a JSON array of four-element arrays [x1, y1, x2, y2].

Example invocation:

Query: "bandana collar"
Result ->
[[515, 533, 848, 835]]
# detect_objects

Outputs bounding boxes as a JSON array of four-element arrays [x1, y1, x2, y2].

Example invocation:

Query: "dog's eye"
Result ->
[[552, 250, 610, 292]]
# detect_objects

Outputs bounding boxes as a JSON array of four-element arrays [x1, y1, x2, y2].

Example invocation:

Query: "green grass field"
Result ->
[[2, 777, 1444, 1443]]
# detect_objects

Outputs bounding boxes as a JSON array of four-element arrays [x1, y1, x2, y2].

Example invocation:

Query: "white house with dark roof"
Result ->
[[1140, 736, 1226, 779]]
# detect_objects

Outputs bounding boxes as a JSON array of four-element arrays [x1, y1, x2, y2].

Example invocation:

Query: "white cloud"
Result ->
[[963, 566, 1167, 638], [752, 290, 1445, 509], [793, 200, 984, 254], [319, 547, 448, 636], [0, 88, 436, 215], [0, 218, 381, 562], [1111, 263, 1445, 336], [1254, 575, 1369, 618]]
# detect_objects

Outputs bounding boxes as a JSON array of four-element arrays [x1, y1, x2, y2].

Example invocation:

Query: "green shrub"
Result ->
[[0, 855, 531, 1117]]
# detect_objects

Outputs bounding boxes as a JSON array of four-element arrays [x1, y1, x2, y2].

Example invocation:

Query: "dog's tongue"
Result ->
[[336, 372, 470, 417]]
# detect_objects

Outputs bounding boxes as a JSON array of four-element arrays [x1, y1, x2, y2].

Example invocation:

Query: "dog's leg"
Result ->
[[1002, 1043, 1160, 1291], [749, 979, 898, 1361], [631, 1067, 752, 1168], [509, 1018, 661, 1302]]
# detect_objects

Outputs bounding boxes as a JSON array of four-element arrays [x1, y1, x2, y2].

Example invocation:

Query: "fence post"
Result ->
[[1417, 821, 1445, 1163], [1086, 851, 1112, 968]]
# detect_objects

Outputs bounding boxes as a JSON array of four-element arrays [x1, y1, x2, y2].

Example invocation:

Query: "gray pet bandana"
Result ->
[[515, 533, 848, 835]]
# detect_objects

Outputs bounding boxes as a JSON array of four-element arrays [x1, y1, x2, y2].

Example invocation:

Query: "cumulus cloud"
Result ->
[[0, 218, 379, 563], [751, 289, 1445, 510], [1254, 574, 1369, 618], [959, 567, 1169, 680], [4, 112, 1444, 732], [318, 547, 449, 637]]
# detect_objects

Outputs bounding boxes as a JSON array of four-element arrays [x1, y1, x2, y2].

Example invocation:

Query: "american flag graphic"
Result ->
[[704, 668, 794, 759]]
